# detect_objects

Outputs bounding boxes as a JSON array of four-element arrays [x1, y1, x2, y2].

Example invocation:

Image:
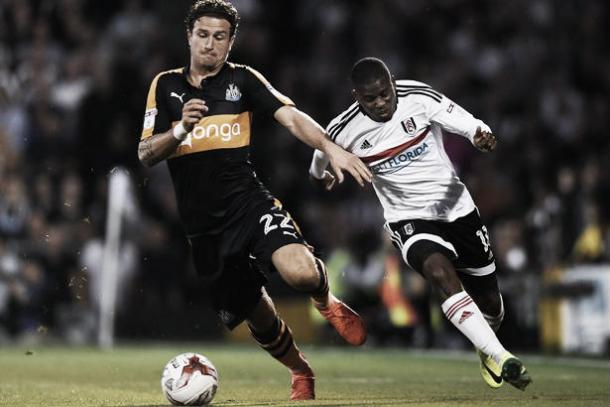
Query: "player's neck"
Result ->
[[188, 62, 224, 88]]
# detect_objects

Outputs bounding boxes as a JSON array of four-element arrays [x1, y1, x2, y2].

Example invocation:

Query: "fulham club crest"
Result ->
[[401, 117, 417, 135], [404, 222, 414, 235]]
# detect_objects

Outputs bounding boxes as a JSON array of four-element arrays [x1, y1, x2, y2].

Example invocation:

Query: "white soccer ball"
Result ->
[[161, 353, 219, 406]]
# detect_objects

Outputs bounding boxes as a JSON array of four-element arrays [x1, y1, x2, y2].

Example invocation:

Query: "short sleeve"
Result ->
[[141, 73, 171, 140], [242, 66, 294, 118]]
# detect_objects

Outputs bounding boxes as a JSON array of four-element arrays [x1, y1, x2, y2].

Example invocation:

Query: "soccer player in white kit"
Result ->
[[310, 57, 531, 391]]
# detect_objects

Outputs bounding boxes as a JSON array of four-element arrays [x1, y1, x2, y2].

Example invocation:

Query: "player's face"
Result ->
[[188, 16, 234, 72], [353, 76, 397, 122]]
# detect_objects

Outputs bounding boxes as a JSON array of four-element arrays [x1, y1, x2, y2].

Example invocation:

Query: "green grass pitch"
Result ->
[[0, 344, 607, 406]]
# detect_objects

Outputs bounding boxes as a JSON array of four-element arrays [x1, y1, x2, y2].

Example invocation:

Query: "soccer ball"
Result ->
[[161, 353, 219, 406]]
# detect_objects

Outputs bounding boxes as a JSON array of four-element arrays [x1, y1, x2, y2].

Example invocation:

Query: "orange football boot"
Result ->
[[290, 370, 315, 400], [315, 294, 367, 346]]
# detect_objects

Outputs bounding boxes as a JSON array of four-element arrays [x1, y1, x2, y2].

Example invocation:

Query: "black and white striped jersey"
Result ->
[[313, 79, 491, 223]]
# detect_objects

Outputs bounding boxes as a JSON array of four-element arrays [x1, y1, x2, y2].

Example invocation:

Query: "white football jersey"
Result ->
[[315, 80, 491, 223]]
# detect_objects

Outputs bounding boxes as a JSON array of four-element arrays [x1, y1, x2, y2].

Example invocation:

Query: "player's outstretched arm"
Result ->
[[426, 92, 496, 153], [274, 105, 372, 186], [138, 99, 208, 167]]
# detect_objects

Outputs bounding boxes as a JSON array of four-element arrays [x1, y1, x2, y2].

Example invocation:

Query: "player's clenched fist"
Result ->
[[473, 126, 497, 152], [181, 98, 209, 132]]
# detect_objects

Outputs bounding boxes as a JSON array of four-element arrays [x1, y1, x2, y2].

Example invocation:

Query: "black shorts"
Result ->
[[386, 209, 496, 276], [189, 199, 307, 330]]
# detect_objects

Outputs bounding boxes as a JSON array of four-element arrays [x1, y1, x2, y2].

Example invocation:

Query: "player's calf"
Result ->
[[248, 316, 313, 376]]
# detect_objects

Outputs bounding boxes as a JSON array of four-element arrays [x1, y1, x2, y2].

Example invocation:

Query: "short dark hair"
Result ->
[[185, 0, 240, 37], [351, 57, 391, 86]]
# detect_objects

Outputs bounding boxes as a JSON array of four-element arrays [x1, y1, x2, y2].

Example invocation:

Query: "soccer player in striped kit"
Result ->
[[310, 57, 531, 391]]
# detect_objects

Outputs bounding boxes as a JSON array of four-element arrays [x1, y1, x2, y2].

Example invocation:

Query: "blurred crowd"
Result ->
[[0, 0, 608, 345]]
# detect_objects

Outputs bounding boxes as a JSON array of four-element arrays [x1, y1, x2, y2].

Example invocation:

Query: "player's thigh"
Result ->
[[271, 243, 319, 287], [249, 202, 310, 268], [249, 202, 318, 288], [386, 219, 458, 273], [445, 210, 497, 276]]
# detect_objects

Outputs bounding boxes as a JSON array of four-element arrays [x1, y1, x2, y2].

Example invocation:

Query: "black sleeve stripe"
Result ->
[[340, 103, 360, 120], [396, 85, 442, 99], [396, 84, 431, 89], [327, 104, 359, 137], [397, 90, 442, 103], [329, 107, 360, 141]]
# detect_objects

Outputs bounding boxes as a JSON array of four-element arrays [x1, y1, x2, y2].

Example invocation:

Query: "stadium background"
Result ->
[[0, 0, 608, 354]]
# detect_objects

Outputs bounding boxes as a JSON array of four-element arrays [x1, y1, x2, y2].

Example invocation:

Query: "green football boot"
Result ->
[[499, 352, 532, 391], [477, 349, 503, 389]]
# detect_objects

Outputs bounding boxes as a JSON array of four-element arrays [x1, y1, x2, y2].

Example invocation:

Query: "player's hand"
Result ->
[[310, 170, 337, 191], [473, 126, 497, 152], [320, 170, 337, 190], [181, 98, 208, 132], [326, 143, 372, 187]]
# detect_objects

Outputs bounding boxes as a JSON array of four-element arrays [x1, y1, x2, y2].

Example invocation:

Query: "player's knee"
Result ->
[[478, 291, 502, 317], [421, 253, 453, 281], [273, 245, 319, 291], [288, 257, 318, 291], [421, 253, 461, 297]]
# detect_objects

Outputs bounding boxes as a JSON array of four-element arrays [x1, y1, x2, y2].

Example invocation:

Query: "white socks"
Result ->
[[442, 291, 506, 364]]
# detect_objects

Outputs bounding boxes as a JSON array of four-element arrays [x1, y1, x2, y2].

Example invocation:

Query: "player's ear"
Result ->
[[351, 88, 358, 100]]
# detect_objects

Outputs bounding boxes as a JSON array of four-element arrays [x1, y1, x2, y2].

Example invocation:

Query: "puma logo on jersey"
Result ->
[[360, 139, 373, 150], [170, 92, 186, 104]]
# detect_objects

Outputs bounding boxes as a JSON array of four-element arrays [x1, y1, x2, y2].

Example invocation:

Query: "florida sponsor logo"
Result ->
[[370, 142, 429, 174], [180, 122, 242, 147]]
